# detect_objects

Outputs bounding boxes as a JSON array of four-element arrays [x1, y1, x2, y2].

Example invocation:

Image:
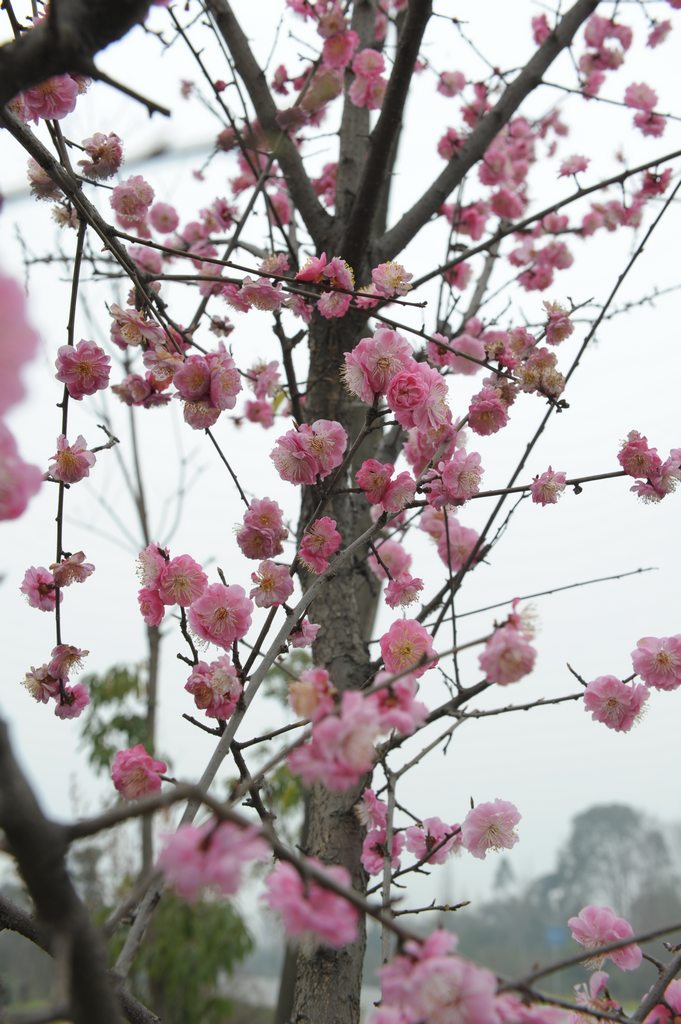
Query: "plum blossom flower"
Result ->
[[461, 799, 521, 859], [185, 656, 242, 719], [158, 820, 268, 902], [342, 328, 413, 404], [55, 340, 111, 400], [111, 744, 167, 800], [236, 498, 288, 560], [530, 467, 567, 505], [405, 817, 462, 864], [250, 560, 294, 607], [22, 664, 60, 704], [158, 554, 208, 607], [479, 625, 536, 684], [22, 75, 80, 122], [568, 905, 642, 971], [78, 132, 123, 180], [631, 636, 681, 690], [289, 618, 320, 648], [368, 672, 428, 736], [361, 827, 405, 875], [187, 583, 253, 649], [371, 261, 413, 298], [559, 155, 590, 177], [583, 676, 649, 731], [51, 552, 95, 588], [0, 425, 42, 521], [110, 175, 154, 228], [20, 566, 61, 611], [48, 434, 96, 484], [299, 517, 341, 573], [288, 666, 336, 721], [264, 860, 358, 947], [138, 587, 164, 627], [380, 619, 437, 678], [644, 980, 681, 1024], [385, 573, 424, 609], [54, 683, 90, 720], [48, 644, 88, 679], [288, 691, 379, 791]]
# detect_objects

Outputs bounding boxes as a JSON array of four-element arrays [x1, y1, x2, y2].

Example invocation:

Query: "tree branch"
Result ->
[[375, 0, 599, 262]]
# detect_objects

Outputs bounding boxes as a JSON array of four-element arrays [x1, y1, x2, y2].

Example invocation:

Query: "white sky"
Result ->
[[1, 0, 681, 915]]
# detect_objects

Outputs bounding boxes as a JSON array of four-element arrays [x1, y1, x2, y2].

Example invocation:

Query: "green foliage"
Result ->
[[127, 892, 253, 1024], [80, 664, 149, 773]]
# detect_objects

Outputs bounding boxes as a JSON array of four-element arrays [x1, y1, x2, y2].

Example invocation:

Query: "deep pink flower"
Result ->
[[187, 583, 253, 649], [0, 273, 40, 415], [356, 459, 394, 504], [438, 70, 466, 97], [111, 744, 167, 800], [583, 676, 649, 732], [385, 573, 424, 609], [48, 644, 88, 679], [0, 424, 42, 520], [159, 820, 268, 901], [185, 656, 242, 719], [631, 636, 681, 690], [78, 132, 123, 180], [236, 497, 288, 560], [299, 517, 341, 573], [137, 543, 168, 588], [138, 586, 165, 626], [530, 467, 567, 505], [55, 340, 111, 400], [461, 799, 521, 859], [158, 554, 208, 607], [20, 566, 61, 611], [361, 827, 405, 875], [568, 905, 642, 971], [380, 619, 437, 678], [54, 683, 90, 720], [250, 560, 294, 607], [543, 300, 575, 344], [468, 387, 510, 436], [479, 625, 536, 684], [110, 175, 154, 228], [48, 434, 96, 484], [264, 860, 358, 947], [405, 817, 462, 865], [617, 430, 661, 478]]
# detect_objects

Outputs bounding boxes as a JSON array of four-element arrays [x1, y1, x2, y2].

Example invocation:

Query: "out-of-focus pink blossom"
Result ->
[[289, 666, 336, 721], [0, 424, 42, 520], [0, 273, 40, 415], [405, 817, 462, 864], [264, 859, 358, 947], [568, 905, 642, 971], [479, 625, 536, 684], [111, 744, 167, 800], [288, 691, 379, 790], [159, 820, 268, 901], [361, 827, 405, 875]]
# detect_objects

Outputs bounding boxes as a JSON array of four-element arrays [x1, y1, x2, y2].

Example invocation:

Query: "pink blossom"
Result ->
[[343, 328, 413, 403], [0, 424, 42, 520], [110, 175, 154, 228], [568, 905, 642, 971], [51, 551, 94, 588], [271, 427, 320, 485], [437, 70, 466, 97], [633, 111, 666, 137], [617, 430, 661, 478], [380, 619, 437, 678], [385, 573, 424, 609], [20, 566, 61, 611], [438, 450, 484, 505], [159, 820, 268, 901], [361, 827, 405, 875], [368, 672, 428, 736], [368, 539, 412, 581], [624, 83, 657, 112], [461, 799, 521, 859], [0, 273, 40, 415], [583, 676, 649, 732], [543, 300, 574, 344], [352, 48, 385, 78], [158, 554, 208, 606], [288, 617, 320, 648], [264, 860, 358, 947], [647, 21, 672, 48], [138, 586, 165, 626], [48, 644, 88, 679], [322, 29, 359, 69], [430, 330, 486, 376], [78, 132, 123, 180], [356, 459, 394, 504], [530, 467, 567, 505], [299, 419, 347, 478], [185, 655, 242, 718], [299, 517, 341, 573], [240, 275, 285, 312], [54, 683, 90, 720], [479, 625, 536, 684], [644, 980, 681, 1024], [22, 665, 60, 704], [245, 399, 274, 428], [187, 583, 253, 649], [289, 666, 336, 721], [236, 497, 288, 560], [111, 744, 167, 800], [349, 71, 387, 109], [22, 75, 79, 122], [371, 261, 413, 298], [559, 155, 590, 177], [250, 560, 294, 607], [55, 340, 111, 400], [405, 817, 462, 864], [288, 690, 379, 790], [137, 543, 168, 589], [149, 202, 179, 233], [532, 14, 551, 45], [48, 434, 96, 484], [468, 387, 510, 436], [631, 636, 681, 690]]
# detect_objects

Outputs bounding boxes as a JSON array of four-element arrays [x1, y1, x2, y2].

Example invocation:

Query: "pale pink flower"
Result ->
[[264, 860, 358, 947], [559, 155, 590, 177], [356, 788, 388, 829], [0, 273, 40, 414], [188, 583, 253, 649], [543, 300, 574, 344], [299, 419, 347, 478], [240, 275, 285, 312], [368, 539, 412, 581], [22, 75, 79, 122], [48, 434, 95, 484], [185, 655, 242, 719], [288, 691, 379, 791], [0, 424, 42, 520], [368, 672, 428, 736], [136, 543, 168, 588], [20, 566, 60, 611], [437, 70, 466, 97], [568, 905, 642, 971], [624, 83, 657, 112], [342, 328, 413, 403], [385, 573, 424, 609], [55, 340, 111, 400], [78, 132, 123, 180], [361, 827, 405, 875], [631, 636, 681, 690], [299, 517, 341, 573], [158, 554, 208, 607], [295, 252, 328, 283], [245, 399, 274, 428], [159, 820, 268, 902], [236, 497, 288, 559], [48, 644, 88, 679], [430, 330, 486, 376], [461, 799, 521, 859], [352, 48, 385, 79], [583, 676, 649, 732], [51, 551, 95, 587], [644, 980, 681, 1024], [54, 683, 90, 720], [405, 817, 462, 864], [149, 202, 179, 233], [380, 619, 437, 678], [250, 560, 294, 607], [530, 467, 567, 505], [111, 744, 167, 800], [289, 666, 336, 721], [110, 175, 154, 228], [22, 665, 60, 704], [572, 970, 620, 1024], [479, 625, 536, 684], [371, 261, 413, 298]]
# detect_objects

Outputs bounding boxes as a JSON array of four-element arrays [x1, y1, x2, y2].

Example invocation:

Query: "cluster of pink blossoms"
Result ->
[[271, 419, 347, 485], [236, 497, 288, 560], [185, 655, 242, 719], [158, 820, 268, 902], [21, 552, 94, 612], [568, 905, 642, 971], [356, 459, 416, 514], [618, 430, 681, 502], [264, 859, 358, 948], [173, 344, 242, 429], [298, 516, 341, 573], [420, 506, 480, 573], [111, 744, 167, 800], [295, 253, 356, 318], [22, 644, 90, 720]]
